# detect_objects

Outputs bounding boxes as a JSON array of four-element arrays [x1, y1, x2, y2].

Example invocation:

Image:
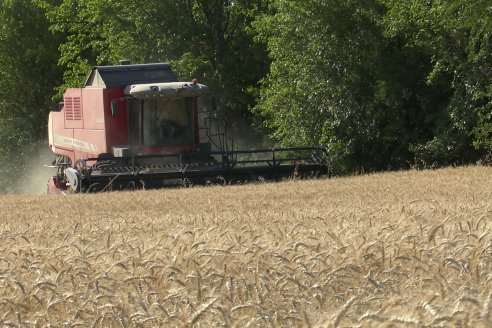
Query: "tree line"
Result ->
[[0, 0, 490, 192]]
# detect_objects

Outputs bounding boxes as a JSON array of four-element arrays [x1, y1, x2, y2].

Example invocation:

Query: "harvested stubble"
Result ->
[[0, 166, 491, 327]]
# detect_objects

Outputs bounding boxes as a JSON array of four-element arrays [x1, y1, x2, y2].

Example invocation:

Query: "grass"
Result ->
[[0, 166, 491, 327]]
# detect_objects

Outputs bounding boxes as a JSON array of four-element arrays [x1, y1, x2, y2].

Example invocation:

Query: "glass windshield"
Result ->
[[141, 98, 195, 147]]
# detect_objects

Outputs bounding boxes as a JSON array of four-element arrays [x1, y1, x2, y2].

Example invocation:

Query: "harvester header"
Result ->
[[47, 62, 329, 193]]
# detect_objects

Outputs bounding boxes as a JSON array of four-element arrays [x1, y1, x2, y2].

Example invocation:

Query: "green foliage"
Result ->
[[0, 0, 63, 193], [255, 0, 409, 171], [383, 0, 491, 161], [473, 101, 492, 152], [254, 0, 488, 173]]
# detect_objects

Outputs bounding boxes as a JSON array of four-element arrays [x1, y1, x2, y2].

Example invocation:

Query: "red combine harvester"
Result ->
[[47, 62, 329, 193]]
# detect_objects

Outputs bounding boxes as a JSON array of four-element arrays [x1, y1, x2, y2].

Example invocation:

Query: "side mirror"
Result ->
[[111, 100, 119, 117]]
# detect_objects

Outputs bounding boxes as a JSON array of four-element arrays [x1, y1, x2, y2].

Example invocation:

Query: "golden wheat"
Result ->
[[0, 166, 490, 326]]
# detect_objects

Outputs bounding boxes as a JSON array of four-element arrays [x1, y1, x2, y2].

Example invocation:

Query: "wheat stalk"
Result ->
[[332, 296, 357, 328], [187, 297, 218, 327]]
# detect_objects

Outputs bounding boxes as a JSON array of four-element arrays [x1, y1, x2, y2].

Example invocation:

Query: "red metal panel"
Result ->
[[104, 88, 128, 149], [64, 89, 83, 129], [49, 106, 75, 163], [73, 97, 82, 120], [73, 129, 107, 161], [82, 88, 105, 130], [67, 88, 109, 160]]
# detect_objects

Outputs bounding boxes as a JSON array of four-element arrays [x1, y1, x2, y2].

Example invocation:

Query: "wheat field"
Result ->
[[0, 166, 491, 327]]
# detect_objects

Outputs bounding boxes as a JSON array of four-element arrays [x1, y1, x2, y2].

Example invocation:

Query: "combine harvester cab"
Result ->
[[47, 62, 329, 193]]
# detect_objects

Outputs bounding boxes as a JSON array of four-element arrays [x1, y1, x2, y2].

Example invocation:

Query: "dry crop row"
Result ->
[[0, 166, 491, 327]]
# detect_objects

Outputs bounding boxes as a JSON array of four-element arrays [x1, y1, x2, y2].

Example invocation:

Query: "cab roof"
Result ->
[[84, 63, 178, 88]]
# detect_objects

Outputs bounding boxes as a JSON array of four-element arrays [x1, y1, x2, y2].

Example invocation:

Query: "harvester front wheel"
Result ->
[[64, 167, 80, 192]]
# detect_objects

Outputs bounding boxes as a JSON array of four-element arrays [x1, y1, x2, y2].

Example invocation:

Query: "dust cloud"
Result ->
[[14, 141, 57, 195]]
